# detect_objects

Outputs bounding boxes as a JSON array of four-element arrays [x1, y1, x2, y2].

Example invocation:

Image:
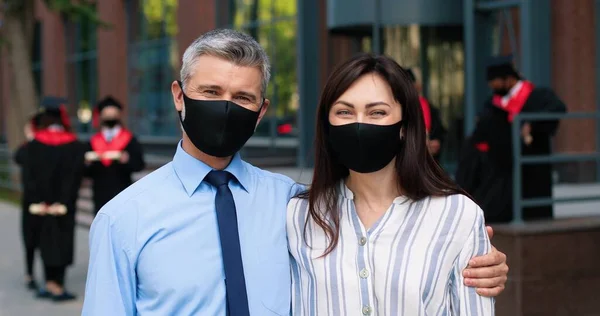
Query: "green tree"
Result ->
[[233, 0, 297, 117], [0, 0, 103, 151]]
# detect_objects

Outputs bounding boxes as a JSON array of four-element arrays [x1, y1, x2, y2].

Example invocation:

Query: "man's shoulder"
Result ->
[[242, 161, 298, 187], [97, 163, 174, 218]]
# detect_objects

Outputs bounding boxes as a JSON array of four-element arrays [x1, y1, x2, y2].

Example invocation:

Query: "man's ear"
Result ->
[[171, 80, 184, 112], [256, 99, 270, 126]]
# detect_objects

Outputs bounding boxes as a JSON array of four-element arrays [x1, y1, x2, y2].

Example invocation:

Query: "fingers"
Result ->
[[464, 263, 509, 279], [464, 275, 507, 289], [468, 247, 506, 267], [476, 285, 506, 297], [486, 226, 494, 239]]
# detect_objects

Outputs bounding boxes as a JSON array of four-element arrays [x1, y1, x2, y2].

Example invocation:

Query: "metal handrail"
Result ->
[[512, 111, 600, 223]]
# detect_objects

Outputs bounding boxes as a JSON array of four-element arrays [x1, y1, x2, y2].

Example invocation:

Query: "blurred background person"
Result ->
[[406, 68, 446, 162], [84, 96, 145, 215], [456, 55, 566, 223], [20, 97, 84, 302], [13, 113, 42, 291]]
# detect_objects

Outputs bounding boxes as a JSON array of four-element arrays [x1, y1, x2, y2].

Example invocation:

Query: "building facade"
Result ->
[[0, 0, 597, 181]]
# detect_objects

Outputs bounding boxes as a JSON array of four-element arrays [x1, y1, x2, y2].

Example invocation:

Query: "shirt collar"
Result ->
[[172, 141, 251, 196]]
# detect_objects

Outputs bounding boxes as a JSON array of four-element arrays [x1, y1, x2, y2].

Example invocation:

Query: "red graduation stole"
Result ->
[[34, 129, 77, 146], [475, 81, 535, 153], [91, 129, 133, 166], [492, 80, 535, 122], [419, 96, 432, 133]]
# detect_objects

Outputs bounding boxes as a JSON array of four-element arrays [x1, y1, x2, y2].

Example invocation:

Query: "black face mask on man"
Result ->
[[328, 121, 403, 173], [101, 119, 120, 128], [177, 81, 263, 157], [492, 79, 511, 96]]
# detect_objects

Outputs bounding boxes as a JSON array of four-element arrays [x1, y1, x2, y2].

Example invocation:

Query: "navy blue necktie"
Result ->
[[204, 170, 250, 316]]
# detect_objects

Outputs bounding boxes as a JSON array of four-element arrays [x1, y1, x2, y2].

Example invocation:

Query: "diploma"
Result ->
[[85, 151, 100, 161], [103, 150, 123, 160]]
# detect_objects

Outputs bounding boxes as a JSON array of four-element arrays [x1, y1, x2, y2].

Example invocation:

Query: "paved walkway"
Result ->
[[0, 201, 88, 316]]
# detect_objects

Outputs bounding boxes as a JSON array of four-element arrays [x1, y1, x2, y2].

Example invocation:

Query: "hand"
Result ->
[[462, 226, 509, 297], [29, 203, 48, 215], [119, 151, 129, 164], [427, 139, 441, 155], [521, 122, 533, 145], [48, 203, 67, 216]]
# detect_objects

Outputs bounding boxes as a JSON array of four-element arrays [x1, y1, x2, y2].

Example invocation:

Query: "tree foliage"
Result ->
[[233, 0, 298, 117], [0, 0, 105, 150]]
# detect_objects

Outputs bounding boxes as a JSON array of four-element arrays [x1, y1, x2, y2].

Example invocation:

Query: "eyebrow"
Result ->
[[334, 100, 391, 108], [195, 84, 223, 92], [195, 84, 258, 102]]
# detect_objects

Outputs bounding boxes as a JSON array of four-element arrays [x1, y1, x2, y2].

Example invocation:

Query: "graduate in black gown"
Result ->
[[456, 56, 567, 223], [406, 68, 447, 162], [14, 113, 42, 291], [21, 97, 84, 301], [84, 96, 145, 214]]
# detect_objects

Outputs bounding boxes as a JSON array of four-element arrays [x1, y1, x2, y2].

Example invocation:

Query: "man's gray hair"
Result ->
[[180, 29, 271, 96]]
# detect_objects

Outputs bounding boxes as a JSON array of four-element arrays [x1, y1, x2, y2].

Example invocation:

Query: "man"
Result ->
[[82, 29, 508, 315], [406, 68, 446, 162], [456, 55, 566, 222], [14, 113, 42, 291], [84, 96, 145, 214], [20, 97, 84, 301]]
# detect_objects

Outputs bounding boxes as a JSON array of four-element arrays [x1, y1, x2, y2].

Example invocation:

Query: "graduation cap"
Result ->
[[93, 96, 123, 128], [405, 68, 417, 83], [38, 96, 71, 129], [486, 54, 520, 81]]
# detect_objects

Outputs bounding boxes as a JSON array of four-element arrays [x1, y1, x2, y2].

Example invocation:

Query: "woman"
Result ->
[[287, 54, 494, 315]]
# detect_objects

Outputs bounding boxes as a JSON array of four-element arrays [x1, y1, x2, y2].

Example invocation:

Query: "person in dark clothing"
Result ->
[[455, 55, 566, 223], [84, 96, 145, 214], [21, 96, 84, 301], [406, 68, 447, 162], [14, 113, 43, 291]]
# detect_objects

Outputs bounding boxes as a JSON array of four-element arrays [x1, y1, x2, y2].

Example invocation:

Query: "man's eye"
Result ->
[[235, 96, 252, 102], [205, 90, 218, 95]]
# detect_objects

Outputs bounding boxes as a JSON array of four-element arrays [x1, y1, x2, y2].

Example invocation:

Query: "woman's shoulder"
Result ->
[[287, 195, 308, 211], [428, 194, 484, 226]]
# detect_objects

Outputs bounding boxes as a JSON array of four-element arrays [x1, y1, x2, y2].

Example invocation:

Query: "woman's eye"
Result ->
[[337, 110, 351, 115], [371, 111, 386, 116]]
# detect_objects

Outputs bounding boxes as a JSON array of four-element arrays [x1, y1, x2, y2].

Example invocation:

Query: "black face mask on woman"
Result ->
[[328, 121, 403, 173], [177, 81, 263, 157]]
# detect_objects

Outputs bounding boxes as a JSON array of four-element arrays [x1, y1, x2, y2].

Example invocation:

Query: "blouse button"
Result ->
[[362, 306, 372, 315], [359, 236, 367, 246], [359, 268, 369, 279]]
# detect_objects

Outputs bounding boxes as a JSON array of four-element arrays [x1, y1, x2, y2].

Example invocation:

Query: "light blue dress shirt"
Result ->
[[82, 142, 303, 315]]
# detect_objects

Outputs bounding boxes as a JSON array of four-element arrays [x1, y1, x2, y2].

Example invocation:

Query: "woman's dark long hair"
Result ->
[[300, 53, 468, 256]]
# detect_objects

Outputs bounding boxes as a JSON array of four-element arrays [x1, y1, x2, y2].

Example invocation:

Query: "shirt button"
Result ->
[[362, 305, 372, 315], [359, 268, 369, 279], [359, 236, 367, 246]]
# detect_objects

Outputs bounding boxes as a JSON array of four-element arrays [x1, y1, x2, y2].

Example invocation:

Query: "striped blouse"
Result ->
[[287, 183, 495, 316]]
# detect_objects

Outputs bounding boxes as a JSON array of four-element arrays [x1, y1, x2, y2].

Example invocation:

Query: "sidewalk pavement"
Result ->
[[0, 201, 88, 316]]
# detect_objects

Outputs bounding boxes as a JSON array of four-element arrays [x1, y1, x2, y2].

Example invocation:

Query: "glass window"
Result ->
[[65, 4, 98, 134], [383, 25, 465, 172], [231, 0, 298, 139], [127, 0, 179, 137]]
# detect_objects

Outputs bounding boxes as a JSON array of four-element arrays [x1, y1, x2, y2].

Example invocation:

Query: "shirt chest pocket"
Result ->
[[252, 231, 291, 315], [257, 261, 291, 316]]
